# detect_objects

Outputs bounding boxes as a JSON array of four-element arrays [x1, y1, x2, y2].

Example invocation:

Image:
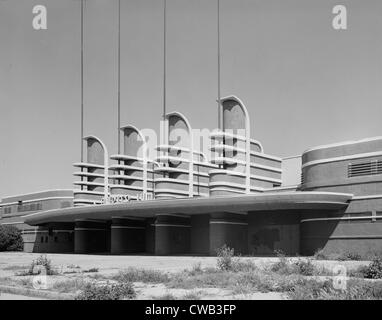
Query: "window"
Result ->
[[41, 237, 44, 243], [17, 201, 43, 213], [348, 160, 382, 178], [3, 207, 12, 214]]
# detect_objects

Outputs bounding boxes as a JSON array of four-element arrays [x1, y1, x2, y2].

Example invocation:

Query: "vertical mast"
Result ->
[[163, 0, 167, 122], [117, 0, 121, 154], [163, 0, 167, 124], [217, 0, 221, 130], [162, 0, 167, 148], [80, 0, 84, 162]]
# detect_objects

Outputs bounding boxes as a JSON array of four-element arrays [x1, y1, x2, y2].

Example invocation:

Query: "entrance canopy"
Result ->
[[24, 191, 353, 226]]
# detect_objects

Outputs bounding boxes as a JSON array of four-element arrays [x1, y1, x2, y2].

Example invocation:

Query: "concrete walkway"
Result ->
[[0, 293, 45, 300]]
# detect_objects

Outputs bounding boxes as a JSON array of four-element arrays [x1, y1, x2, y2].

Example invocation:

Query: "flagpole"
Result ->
[[117, 0, 121, 154], [80, 0, 84, 162], [163, 0, 167, 146], [217, 0, 221, 130]]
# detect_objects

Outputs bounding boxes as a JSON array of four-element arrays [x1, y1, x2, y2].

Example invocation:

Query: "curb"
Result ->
[[0, 285, 75, 300]]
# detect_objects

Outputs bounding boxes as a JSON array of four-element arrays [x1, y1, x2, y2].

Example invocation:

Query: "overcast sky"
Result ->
[[1, 0, 382, 198]]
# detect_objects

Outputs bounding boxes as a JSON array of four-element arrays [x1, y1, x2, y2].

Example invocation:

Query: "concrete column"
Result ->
[[209, 212, 248, 255], [45, 222, 74, 253], [154, 214, 191, 255], [74, 219, 108, 254], [190, 214, 210, 255], [145, 218, 156, 254], [111, 217, 145, 254]]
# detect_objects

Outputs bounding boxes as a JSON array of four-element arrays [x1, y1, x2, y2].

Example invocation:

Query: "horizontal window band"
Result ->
[[75, 218, 105, 223], [302, 151, 382, 169], [154, 224, 191, 228], [111, 226, 145, 230], [112, 216, 145, 221], [22, 230, 49, 234], [1, 196, 73, 206], [209, 221, 248, 226], [155, 214, 190, 218], [22, 230, 74, 234], [74, 228, 107, 231]]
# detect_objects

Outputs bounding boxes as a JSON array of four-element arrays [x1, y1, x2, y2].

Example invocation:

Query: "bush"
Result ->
[[216, 245, 235, 271], [359, 257, 382, 279], [83, 268, 99, 273], [75, 282, 136, 300], [288, 279, 334, 300], [294, 259, 315, 276], [17, 255, 57, 276], [289, 278, 382, 300], [313, 248, 329, 260], [271, 252, 317, 276], [271, 250, 291, 274], [112, 267, 169, 284], [0, 225, 23, 251], [338, 252, 362, 261]]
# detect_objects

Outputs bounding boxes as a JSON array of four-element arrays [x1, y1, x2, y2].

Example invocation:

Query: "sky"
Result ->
[[1, 0, 382, 198]]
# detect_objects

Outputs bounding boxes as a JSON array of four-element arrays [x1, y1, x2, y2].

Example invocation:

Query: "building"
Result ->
[[2, 95, 382, 256], [0, 190, 73, 252]]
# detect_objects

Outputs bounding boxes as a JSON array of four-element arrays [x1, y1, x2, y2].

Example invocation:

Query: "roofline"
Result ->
[[303, 136, 382, 155], [24, 191, 353, 226], [1, 189, 74, 202]]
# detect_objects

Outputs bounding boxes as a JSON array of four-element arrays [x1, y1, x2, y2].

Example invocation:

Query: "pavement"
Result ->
[[0, 252, 369, 278], [0, 293, 45, 300]]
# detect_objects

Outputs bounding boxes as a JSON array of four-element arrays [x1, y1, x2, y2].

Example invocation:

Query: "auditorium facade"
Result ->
[[1, 95, 382, 256]]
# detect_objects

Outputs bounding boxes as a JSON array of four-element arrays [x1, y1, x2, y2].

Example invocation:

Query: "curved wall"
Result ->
[[300, 137, 382, 256]]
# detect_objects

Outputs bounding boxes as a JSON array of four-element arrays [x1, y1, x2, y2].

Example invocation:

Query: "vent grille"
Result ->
[[348, 160, 382, 178]]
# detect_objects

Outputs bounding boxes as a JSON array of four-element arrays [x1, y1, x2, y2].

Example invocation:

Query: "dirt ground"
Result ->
[[0, 252, 370, 300]]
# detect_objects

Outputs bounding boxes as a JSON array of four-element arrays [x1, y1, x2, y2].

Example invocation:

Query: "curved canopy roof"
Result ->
[[24, 191, 353, 226]]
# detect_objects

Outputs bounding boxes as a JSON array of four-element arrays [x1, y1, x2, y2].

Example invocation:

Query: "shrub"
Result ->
[[216, 245, 235, 271], [313, 248, 329, 260], [294, 259, 315, 276], [34, 255, 57, 275], [17, 255, 57, 276], [75, 282, 136, 300], [288, 279, 334, 300], [338, 252, 362, 261], [231, 260, 258, 273], [112, 267, 169, 283], [53, 278, 87, 293], [0, 225, 23, 251], [83, 268, 99, 273], [182, 291, 201, 300], [359, 257, 382, 279], [271, 250, 291, 274], [289, 278, 382, 300], [154, 293, 177, 300]]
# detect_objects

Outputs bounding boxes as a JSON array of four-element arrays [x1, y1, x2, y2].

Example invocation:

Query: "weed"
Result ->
[[154, 293, 177, 300], [182, 291, 201, 300], [83, 268, 99, 273], [75, 281, 136, 300], [216, 245, 235, 271], [112, 267, 169, 284]]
